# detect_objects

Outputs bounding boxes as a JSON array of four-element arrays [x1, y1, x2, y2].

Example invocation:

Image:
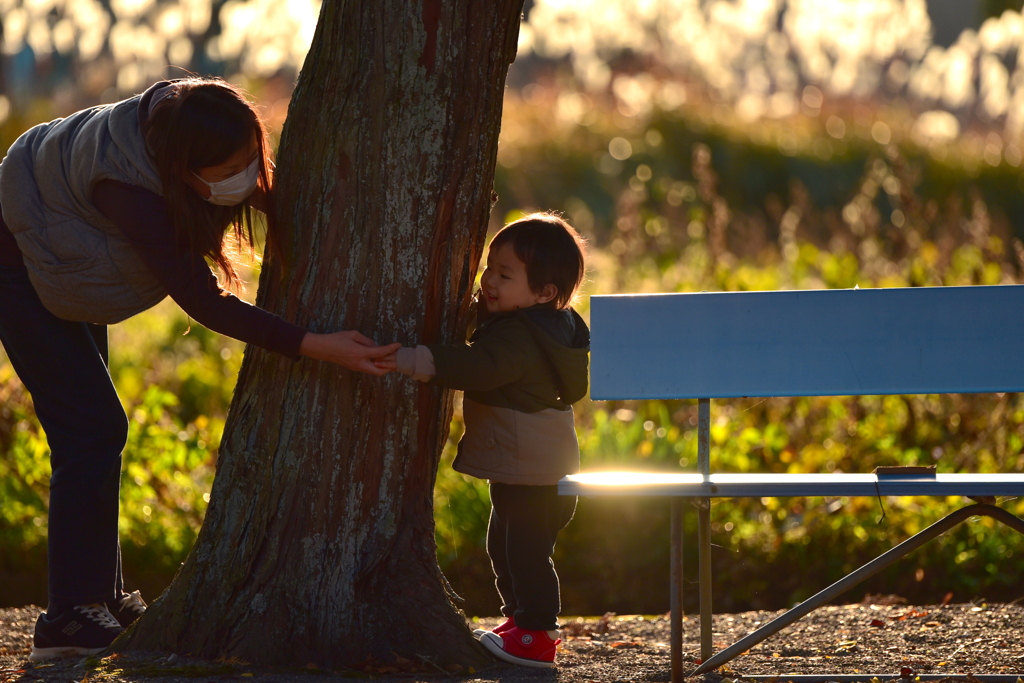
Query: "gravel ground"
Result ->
[[2, 602, 1023, 682]]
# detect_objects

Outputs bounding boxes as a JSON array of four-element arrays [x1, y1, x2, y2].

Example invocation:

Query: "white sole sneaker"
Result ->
[[474, 618, 514, 639], [479, 632, 555, 669], [30, 645, 107, 662]]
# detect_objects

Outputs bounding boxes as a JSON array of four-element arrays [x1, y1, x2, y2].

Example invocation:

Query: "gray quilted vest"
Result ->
[[0, 95, 168, 324]]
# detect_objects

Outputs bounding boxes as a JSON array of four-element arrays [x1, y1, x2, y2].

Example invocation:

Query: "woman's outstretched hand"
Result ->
[[299, 331, 401, 375]]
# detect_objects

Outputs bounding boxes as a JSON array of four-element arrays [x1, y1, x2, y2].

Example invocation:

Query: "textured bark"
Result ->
[[119, 0, 524, 669]]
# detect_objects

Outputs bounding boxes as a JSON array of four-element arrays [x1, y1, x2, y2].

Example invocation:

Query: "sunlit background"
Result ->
[[4, 0, 1024, 147], [3, 0, 1024, 618]]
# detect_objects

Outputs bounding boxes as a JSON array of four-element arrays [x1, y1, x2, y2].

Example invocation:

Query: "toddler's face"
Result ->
[[480, 243, 551, 313]]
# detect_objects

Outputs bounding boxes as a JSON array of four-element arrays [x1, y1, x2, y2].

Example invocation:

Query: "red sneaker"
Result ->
[[473, 615, 515, 639], [479, 625, 559, 668]]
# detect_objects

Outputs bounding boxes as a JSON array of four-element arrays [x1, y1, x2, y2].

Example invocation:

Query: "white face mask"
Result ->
[[192, 158, 260, 206]]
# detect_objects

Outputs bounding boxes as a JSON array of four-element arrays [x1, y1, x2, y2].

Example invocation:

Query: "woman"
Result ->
[[0, 78, 397, 661]]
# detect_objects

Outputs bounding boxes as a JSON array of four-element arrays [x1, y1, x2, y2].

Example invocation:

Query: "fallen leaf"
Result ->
[[893, 609, 929, 620], [218, 657, 249, 666], [370, 666, 400, 674], [870, 619, 886, 627]]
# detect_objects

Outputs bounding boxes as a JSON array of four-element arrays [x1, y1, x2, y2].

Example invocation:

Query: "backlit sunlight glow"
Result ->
[[208, 0, 319, 77], [567, 472, 705, 487], [2, 0, 1024, 142], [524, 0, 1024, 139], [0, 0, 316, 102]]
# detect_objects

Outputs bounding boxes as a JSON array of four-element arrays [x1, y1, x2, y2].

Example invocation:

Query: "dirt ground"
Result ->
[[2, 601, 1023, 683]]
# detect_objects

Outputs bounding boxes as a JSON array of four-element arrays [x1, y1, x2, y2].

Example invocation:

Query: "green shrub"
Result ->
[[3, 94, 1024, 615]]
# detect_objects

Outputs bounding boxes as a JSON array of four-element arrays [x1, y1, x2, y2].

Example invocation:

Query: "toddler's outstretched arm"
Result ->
[[377, 319, 529, 389]]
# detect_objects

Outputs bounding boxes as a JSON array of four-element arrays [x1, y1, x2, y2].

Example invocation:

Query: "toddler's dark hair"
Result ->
[[489, 212, 586, 309]]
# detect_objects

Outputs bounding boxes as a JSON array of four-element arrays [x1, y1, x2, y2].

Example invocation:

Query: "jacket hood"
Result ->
[[137, 79, 173, 140], [516, 305, 591, 405]]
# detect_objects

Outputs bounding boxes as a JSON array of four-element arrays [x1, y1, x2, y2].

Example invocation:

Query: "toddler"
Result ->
[[377, 212, 589, 668]]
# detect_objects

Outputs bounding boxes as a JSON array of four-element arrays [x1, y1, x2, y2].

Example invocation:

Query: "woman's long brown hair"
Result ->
[[145, 78, 281, 289]]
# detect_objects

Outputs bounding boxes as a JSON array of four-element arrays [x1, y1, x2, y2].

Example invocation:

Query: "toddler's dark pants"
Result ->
[[0, 262, 126, 611], [487, 482, 577, 632]]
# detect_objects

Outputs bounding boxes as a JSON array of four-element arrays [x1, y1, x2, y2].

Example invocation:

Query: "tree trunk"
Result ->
[[120, 0, 524, 670]]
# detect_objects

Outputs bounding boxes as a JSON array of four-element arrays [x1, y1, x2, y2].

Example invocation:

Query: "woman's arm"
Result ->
[[94, 179, 396, 368]]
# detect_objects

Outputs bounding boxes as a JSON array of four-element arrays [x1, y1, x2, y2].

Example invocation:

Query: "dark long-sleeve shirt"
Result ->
[[0, 186, 306, 358], [0, 208, 21, 269]]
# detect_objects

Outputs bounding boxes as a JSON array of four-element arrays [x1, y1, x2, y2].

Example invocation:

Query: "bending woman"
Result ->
[[0, 78, 397, 660]]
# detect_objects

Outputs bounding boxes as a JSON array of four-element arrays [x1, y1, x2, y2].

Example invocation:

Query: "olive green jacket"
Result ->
[[398, 305, 590, 485]]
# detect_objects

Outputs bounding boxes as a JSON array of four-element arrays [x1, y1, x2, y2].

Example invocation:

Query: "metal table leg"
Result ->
[[697, 501, 712, 662], [690, 503, 1024, 676], [696, 398, 712, 663], [670, 497, 684, 683]]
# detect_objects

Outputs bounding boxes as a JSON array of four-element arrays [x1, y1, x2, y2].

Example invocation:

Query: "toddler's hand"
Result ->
[[374, 350, 399, 372]]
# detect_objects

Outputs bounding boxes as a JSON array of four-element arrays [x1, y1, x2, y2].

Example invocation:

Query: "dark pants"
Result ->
[[0, 263, 126, 609], [487, 482, 576, 632]]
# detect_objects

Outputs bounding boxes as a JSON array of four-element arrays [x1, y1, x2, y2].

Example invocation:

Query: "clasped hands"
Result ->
[[303, 288, 490, 375], [299, 330, 399, 376]]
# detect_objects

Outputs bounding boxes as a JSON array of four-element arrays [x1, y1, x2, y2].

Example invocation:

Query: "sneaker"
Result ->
[[479, 625, 559, 668], [473, 615, 515, 639], [29, 604, 123, 662], [106, 590, 147, 628]]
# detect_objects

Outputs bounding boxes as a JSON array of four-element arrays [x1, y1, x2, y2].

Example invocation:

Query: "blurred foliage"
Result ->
[[3, 80, 1024, 615], [490, 82, 1024, 255]]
